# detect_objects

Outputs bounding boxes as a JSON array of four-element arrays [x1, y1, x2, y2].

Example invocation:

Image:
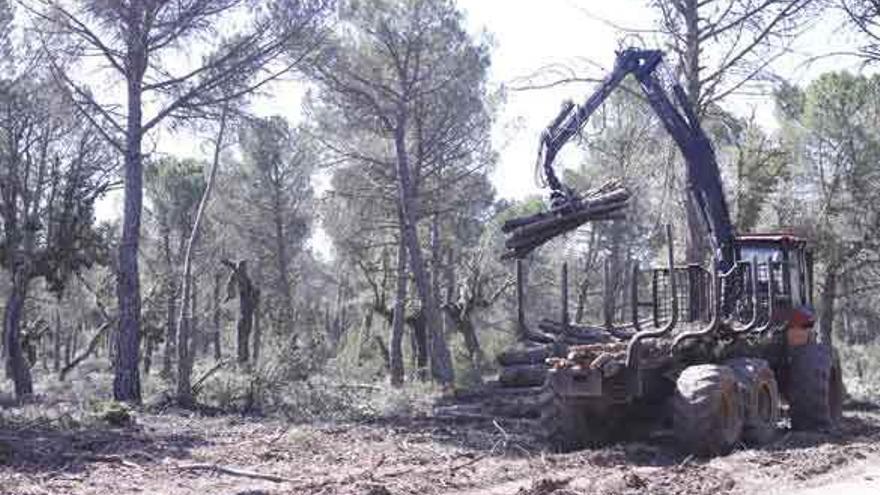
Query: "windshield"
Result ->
[[740, 245, 782, 264]]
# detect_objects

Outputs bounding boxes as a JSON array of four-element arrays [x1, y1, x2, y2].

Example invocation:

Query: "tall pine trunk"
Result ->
[[114, 14, 147, 402]]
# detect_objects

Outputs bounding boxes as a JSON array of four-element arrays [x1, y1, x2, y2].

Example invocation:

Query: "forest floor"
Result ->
[[1, 396, 880, 495]]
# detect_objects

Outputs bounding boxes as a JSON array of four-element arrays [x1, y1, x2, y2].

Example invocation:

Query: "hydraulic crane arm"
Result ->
[[538, 48, 736, 270]]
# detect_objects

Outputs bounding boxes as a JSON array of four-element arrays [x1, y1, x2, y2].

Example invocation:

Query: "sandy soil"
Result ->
[[1, 404, 879, 495]]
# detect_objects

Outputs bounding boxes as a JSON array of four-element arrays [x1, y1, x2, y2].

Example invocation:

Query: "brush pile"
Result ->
[[501, 181, 631, 259]]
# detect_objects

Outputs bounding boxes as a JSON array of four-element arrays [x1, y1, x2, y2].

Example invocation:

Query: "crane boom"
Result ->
[[538, 48, 736, 270]]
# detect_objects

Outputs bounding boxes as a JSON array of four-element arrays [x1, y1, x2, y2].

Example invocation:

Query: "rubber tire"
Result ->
[[725, 358, 780, 445], [788, 344, 843, 431], [673, 364, 744, 456]]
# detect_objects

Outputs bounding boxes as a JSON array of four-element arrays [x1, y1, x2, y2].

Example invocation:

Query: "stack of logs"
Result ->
[[546, 342, 628, 379], [495, 318, 615, 389], [502, 181, 631, 259]]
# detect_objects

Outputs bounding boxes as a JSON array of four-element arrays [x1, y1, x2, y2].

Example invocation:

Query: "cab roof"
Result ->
[[736, 233, 807, 245]]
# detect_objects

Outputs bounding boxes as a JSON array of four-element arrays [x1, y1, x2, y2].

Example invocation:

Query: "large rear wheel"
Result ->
[[673, 364, 744, 456]]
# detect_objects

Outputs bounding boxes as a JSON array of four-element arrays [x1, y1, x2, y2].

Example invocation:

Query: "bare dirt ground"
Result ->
[[1, 403, 879, 495]]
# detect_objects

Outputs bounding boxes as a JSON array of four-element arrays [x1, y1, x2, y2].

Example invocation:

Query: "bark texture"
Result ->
[[114, 8, 147, 402], [4, 271, 33, 398], [390, 236, 407, 387]]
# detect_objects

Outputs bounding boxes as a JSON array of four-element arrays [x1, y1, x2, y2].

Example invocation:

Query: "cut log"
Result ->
[[501, 184, 631, 259], [497, 346, 551, 366], [537, 319, 613, 344], [505, 202, 628, 248], [498, 364, 548, 387], [501, 185, 630, 233]]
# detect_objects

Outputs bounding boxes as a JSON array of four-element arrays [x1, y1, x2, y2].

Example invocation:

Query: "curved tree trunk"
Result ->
[[176, 106, 229, 406]]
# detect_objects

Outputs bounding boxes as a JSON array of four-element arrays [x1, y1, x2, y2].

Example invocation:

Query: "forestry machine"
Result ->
[[498, 48, 843, 456]]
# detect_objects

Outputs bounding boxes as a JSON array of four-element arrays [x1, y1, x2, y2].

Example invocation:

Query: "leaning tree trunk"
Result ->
[[392, 120, 454, 386], [4, 270, 34, 399], [390, 232, 407, 387], [176, 105, 228, 406]]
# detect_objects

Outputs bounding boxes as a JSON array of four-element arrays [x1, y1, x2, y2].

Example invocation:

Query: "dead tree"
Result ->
[[222, 259, 259, 364]]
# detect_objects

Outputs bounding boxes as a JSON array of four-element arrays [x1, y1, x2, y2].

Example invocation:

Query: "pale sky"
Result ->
[[90, 1, 866, 256], [457, 0, 862, 199]]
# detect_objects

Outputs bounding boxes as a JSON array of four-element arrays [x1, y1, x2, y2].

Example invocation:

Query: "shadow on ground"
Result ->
[[0, 416, 207, 474]]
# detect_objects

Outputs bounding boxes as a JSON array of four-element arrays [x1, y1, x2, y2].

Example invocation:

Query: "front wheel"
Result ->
[[725, 358, 780, 445], [673, 364, 744, 456], [788, 344, 843, 431]]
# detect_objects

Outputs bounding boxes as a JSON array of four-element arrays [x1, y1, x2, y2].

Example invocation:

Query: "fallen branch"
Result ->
[[61, 453, 141, 469], [191, 359, 230, 397], [176, 463, 295, 484], [59, 319, 115, 381]]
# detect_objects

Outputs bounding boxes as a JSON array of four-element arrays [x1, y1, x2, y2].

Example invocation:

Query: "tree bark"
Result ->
[[161, 221, 177, 379], [390, 232, 407, 387], [224, 260, 258, 365], [252, 288, 262, 365], [819, 268, 837, 345], [143, 333, 154, 377], [391, 121, 453, 386], [4, 270, 33, 399], [53, 307, 61, 373], [114, 8, 147, 403], [272, 184, 295, 331], [192, 275, 200, 357], [176, 106, 229, 406], [213, 271, 222, 360]]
